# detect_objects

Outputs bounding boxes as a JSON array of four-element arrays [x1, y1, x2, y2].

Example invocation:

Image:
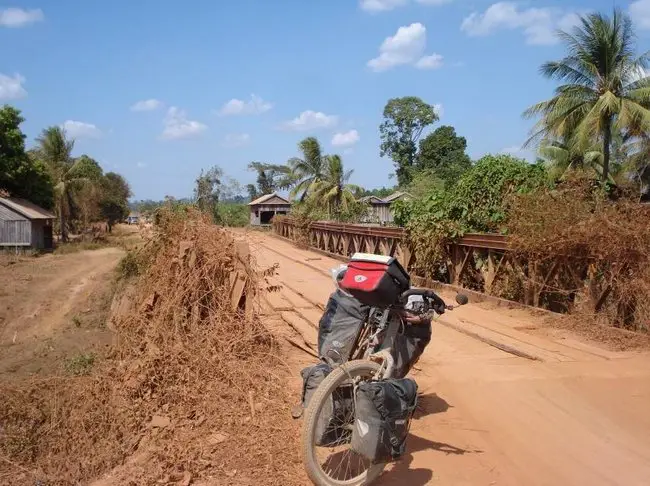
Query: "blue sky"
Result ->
[[2, 0, 650, 200]]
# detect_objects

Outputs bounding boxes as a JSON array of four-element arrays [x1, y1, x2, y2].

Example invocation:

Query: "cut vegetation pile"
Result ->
[[0, 208, 303, 485]]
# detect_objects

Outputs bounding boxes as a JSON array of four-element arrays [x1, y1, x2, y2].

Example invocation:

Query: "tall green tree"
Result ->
[[68, 155, 105, 228], [36, 126, 84, 241], [99, 172, 131, 232], [380, 97, 438, 186], [287, 137, 324, 201], [0, 106, 54, 208], [417, 125, 472, 188], [70, 155, 103, 181], [524, 8, 650, 182], [308, 154, 361, 218], [194, 165, 222, 221]]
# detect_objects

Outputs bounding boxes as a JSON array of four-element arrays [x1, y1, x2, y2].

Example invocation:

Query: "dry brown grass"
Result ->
[[508, 176, 650, 332], [0, 208, 303, 485]]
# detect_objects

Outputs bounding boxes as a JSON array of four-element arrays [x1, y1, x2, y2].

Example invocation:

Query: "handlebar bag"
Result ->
[[340, 253, 410, 308], [350, 378, 418, 463]]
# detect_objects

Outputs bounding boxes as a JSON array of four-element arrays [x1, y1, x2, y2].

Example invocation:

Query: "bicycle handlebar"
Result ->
[[400, 288, 446, 308], [400, 288, 469, 312]]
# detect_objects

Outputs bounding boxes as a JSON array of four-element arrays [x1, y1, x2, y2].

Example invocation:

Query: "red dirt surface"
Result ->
[[243, 229, 650, 486]]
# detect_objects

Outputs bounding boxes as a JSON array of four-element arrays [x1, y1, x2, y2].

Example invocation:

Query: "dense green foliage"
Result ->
[[416, 125, 472, 188], [99, 172, 131, 231], [216, 202, 249, 227], [0, 106, 132, 241], [0, 106, 54, 208], [394, 155, 549, 277], [33, 126, 132, 240]]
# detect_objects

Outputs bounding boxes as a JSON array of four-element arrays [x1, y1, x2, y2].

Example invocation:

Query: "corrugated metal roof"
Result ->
[[0, 203, 27, 221], [0, 198, 55, 220], [248, 193, 290, 206], [383, 191, 412, 203], [359, 195, 389, 205]]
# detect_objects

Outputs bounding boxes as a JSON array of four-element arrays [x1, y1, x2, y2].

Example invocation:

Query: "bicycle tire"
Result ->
[[301, 360, 386, 486]]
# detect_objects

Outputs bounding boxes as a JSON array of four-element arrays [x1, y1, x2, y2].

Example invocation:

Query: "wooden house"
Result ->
[[360, 191, 412, 224], [248, 193, 291, 226], [0, 197, 55, 250]]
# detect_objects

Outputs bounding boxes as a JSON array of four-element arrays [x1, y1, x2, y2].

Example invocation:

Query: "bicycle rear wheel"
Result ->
[[301, 360, 385, 486]]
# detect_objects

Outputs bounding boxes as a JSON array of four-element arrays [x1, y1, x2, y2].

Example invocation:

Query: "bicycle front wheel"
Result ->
[[301, 360, 386, 486]]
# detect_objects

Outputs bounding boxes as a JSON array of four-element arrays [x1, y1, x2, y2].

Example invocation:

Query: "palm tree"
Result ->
[[308, 154, 361, 218], [524, 9, 650, 182], [621, 135, 650, 199], [539, 137, 605, 180], [287, 137, 325, 201], [247, 161, 292, 199], [36, 126, 85, 242]]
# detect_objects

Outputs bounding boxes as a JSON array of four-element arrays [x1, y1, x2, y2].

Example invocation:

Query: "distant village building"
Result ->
[[127, 212, 140, 225], [360, 191, 412, 225], [248, 193, 291, 226], [0, 197, 55, 250]]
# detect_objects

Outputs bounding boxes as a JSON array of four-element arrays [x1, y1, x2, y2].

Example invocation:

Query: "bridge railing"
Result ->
[[272, 217, 610, 313]]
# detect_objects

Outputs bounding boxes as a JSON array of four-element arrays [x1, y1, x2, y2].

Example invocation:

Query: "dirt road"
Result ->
[[244, 230, 650, 486], [0, 247, 124, 375]]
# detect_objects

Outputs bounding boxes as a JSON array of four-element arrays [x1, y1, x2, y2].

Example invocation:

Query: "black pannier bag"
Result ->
[[301, 362, 332, 409], [318, 288, 370, 364], [386, 321, 432, 379], [340, 253, 410, 308], [350, 378, 418, 463], [301, 362, 355, 447]]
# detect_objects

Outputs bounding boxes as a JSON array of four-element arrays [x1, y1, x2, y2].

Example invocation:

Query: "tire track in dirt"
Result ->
[[0, 247, 124, 346]]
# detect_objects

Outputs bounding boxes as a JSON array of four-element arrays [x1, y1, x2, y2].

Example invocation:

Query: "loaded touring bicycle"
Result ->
[[299, 253, 468, 485]]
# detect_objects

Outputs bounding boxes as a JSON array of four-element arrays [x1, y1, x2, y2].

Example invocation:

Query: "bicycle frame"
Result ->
[[346, 307, 405, 380]]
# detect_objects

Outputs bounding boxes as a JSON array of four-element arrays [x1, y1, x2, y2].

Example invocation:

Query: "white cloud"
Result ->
[[630, 0, 650, 30], [368, 23, 443, 72], [0, 8, 43, 27], [161, 107, 207, 140], [415, 53, 444, 70], [62, 120, 102, 139], [433, 103, 444, 118], [331, 130, 360, 147], [415, 0, 453, 4], [222, 133, 251, 148], [360, 0, 407, 12], [136, 162, 147, 168], [0, 73, 27, 100], [218, 94, 273, 116], [281, 110, 338, 131], [460, 2, 581, 46], [130, 99, 163, 112]]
